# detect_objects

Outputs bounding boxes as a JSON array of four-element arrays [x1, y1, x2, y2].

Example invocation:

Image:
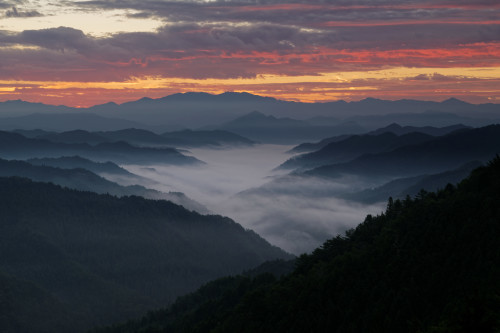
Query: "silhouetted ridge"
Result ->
[[288, 123, 471, 154], [0, 130, 202, 165], [304, 124, 500, 178], [281, 131, 435, 170], [0, 177, 291, 332]]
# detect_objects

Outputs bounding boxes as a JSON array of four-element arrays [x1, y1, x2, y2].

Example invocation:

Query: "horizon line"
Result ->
[[1, 91, 496, 109]]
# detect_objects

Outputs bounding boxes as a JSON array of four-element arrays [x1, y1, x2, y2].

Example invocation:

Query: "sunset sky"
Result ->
[[0, 0, 499, 107]]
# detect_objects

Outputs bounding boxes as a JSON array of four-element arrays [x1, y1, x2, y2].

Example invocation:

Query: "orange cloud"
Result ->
[[2, 64, 500, 107]]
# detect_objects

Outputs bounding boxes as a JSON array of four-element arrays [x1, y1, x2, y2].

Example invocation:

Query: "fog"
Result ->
[[122, 145, 385, 255]]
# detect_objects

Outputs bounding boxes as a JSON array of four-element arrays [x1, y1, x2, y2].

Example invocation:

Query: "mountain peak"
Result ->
[[384, 123, 403, 130], [442, 97, 469, 105], [229, 111, 271, 122], [218, 91, 276, 102]]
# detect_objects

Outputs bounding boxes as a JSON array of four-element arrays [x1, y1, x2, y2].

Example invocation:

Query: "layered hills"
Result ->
[[1, 94, 498, 141], [289, 123, 470, 153], [96, 156, 500, 333], [15, 128, 255, 148], [0, 158, 208, 213], [0, 131, 201, 165], [303, 124, 500, 179]]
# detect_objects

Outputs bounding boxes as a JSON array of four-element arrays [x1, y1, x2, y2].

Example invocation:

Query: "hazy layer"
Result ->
[[123, 145, 384, 254]]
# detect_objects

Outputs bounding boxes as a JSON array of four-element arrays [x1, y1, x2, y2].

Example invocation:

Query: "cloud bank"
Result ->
[[0, 0, 499, 105], [121, 145, 385, 254]]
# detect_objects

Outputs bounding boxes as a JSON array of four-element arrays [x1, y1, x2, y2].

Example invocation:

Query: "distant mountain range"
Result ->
[[212, 111, 366, 143], [1, 93, 499, 135]]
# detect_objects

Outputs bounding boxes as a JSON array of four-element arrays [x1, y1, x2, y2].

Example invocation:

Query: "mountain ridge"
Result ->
[[0, 92, 500, 134], [0, 176, 292, 332]]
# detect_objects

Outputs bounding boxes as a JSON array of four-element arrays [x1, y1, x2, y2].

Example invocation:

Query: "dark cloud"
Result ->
[[4, 6, 43, 17], [73, 0, 499, 25], [0, 0, 497, 85]]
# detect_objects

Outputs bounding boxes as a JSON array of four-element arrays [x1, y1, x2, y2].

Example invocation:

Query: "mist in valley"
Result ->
[[120, 145, 385, 254]]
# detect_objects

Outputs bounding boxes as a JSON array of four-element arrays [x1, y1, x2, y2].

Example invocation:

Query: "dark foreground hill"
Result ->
[[97, 157, 500, 332], [0, 178, 291, 333]]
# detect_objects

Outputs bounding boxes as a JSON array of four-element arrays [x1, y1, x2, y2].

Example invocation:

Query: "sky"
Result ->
[[0, 0, 499, 107]]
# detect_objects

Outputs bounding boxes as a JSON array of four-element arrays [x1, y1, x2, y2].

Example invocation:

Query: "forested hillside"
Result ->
[[0, 178, 291, 332], [97, 156, 500, 332]]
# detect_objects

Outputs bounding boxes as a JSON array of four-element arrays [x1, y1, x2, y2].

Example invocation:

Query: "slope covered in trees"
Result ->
[[0, 178, 291, 332], [98, 157, 500, 332]]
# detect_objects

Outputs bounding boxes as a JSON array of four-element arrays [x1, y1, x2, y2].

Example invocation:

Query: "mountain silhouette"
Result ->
[[304, 124, 500, 179], [0, 177, 291, 332]]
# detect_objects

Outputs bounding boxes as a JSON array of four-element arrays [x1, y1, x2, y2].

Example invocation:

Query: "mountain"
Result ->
[[0, 271, 76, 333], [36, 130, 110, 145], [2, 94, 499, 133], [13, 129, 53, 138], [91, 92, 287, 128], [304, 124, 500, 179], [225, 111, 305, 127], [0, 177, 292, 332], [96, 156, 500, 333], [161, 129, 256, 147], [346, 161, 482, 203], [289, 123, 471, 154], [0, 99, 72, 117], [287, 134, 352, 154], [0, 113, 146, 132], [280, 132, 435, 171], [26, 156, 139, 178], [0, 158, 208, 213], [343, 110, 495, 130], [33, 128, 255, 148], [97, 128, 172, 146], [215, 111, 366, 144], [0, 131, 202, 165], [367, 122, 471, 136], [89, 93, 500, 127]]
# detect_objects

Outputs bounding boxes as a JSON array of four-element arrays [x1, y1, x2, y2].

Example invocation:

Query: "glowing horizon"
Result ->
[[0, 0, 499, 107]]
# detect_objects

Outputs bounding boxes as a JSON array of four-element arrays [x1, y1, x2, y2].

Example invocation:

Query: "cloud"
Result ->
[[4, 6, 43, 17], [1, 20, 498, 84], [224, 192, 383, 254], [0, 0, 498, 105], [118, 145, 385, 255]]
